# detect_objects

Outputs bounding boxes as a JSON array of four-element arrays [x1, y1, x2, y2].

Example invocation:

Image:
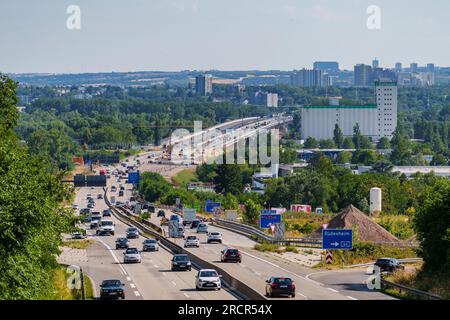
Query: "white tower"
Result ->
[[370, 187, 382, 214]]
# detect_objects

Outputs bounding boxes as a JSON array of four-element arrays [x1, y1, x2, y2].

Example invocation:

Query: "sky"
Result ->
[[0, 0, 449, 74]]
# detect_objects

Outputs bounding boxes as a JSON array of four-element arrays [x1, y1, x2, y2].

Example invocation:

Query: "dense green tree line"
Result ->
[[0, 74, 74, 299]]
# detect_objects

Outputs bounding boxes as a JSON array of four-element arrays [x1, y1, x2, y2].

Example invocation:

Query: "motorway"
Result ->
[[73, 186, 236, 300], [107, 155, 394, 300], [71, 118, 395, 300]]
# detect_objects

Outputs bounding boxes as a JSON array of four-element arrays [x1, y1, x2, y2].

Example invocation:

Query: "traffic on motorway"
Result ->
[[69, 151, 397, 301]]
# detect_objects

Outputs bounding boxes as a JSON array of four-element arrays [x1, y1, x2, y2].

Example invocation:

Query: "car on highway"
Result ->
[[115, 237, 130, 249], [111, 186, 117, 192], [184, 236, 200, 248], [374, 258, 405, 273], [220, 248, 242, 263], [90, 220, 100, 230], [207, 232, 222, 244], [265, 277, 296, 298], [191, 220, 200, 229], [80, 208, 91, 215], [123, 247, 141, 264], [100, 279, 125, 299], [195, 269, 222, 290], [119, 190, 124, 197], [96, 220, 115, 236], [72, 232, 86, 239], [171, 254, 192, 271], [97, 194, 103, 199], [82, 215, 92, 223], [157, 210, 165, 218], [142, 239, 159, 252], [126, 227, 139, 239], [87, 203, 95, 209], [86, 193, 92, 198], [102, 209, 112, 217], [72, 204, 79, 210], [197, 223, 208, 233]]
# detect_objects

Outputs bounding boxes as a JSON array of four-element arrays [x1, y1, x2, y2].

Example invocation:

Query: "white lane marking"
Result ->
[[347, 296, 358, 300], [126, 277, 131, 281], [327, 287, 339, 293], [162, 272, 167, 276], [130, 283, 136, 288], [254, 271, 262, 276], [304, 271, 328, 286], [240, 251, 280, 268], [153, 264, 159, 268], [183, 293, 190, 298], [171, 281, 177, 286], [296, 292, 307, 298], [134, 291, 141, 297], [95, 236, 128, 276]]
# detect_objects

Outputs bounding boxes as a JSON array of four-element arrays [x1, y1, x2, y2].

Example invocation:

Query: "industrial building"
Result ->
[[300, 81, 397, 141]]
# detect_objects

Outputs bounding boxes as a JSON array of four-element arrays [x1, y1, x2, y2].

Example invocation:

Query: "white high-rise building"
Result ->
[[301, 81, 398, 141], [375, 81, 398, 140]]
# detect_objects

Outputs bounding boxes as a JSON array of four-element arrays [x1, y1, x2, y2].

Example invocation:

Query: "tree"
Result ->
[[342, 137, 355, 149], [242, 199, 261, 225], [372, 160, 394, 173], [414, 179, 450, 274], [303, 137, 318, 148], [336, 151, 352, 164], [352, 123, 364, 149], [214, 164, 243, 194], [222, 193, 239, 210], [0, 74, 74, 299], [139, 172, 171, 202], [333, 124, 344, 148], [390, 128, 412, 165], [377, 137, 391, 149], [319, 139, 336, 149], [431, 154, 448, 166]]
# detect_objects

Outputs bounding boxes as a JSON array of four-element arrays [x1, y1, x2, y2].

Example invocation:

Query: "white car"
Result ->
[[195, 269, 222, 290], [123, 248, 141, 263], [184, 236, 200, 248], [207, 232, 222, 244], [96, 220, 115, 236]]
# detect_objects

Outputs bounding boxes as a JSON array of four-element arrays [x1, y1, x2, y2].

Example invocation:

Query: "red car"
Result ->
[[220, 248, 242, 263]]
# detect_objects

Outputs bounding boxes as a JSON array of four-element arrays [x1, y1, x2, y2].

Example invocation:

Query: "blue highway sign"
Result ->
[[128, 172, 140, 185], [260, 212, 282, 228], [322, 229, 353, 250]]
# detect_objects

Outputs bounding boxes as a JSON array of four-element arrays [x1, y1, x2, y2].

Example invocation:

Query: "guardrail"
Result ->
[[104, 188, 266, 301], [381, 279, 443, 300], [213, 218, 322, 248], [214, 218, 419, 248], [344, 258, 423, 268]]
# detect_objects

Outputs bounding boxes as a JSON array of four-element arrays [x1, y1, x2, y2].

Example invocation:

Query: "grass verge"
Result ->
[[62, 239, 94, 250], [51, 266, 95, 300], [171, 168, 198, 186]]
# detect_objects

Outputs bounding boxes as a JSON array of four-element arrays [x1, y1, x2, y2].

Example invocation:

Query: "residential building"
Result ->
[[354, 64, 373, 86], [372, 58, 379, 69], [313, 61, 340, 73], [395, 63, 402, 72], [410, 63, 418, 73], [195, 74, 213, 96], [252, 91, 278, 107], [291, 69, 324, 87]]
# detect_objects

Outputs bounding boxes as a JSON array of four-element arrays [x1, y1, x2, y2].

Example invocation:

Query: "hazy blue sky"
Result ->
[[0, 0, 449, 73]]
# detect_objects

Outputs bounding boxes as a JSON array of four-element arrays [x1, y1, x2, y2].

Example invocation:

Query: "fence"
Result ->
[[381, 279, 443, 300]]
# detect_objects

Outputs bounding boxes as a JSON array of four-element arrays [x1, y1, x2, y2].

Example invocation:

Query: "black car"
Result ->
[[97, 194, 103, 199], [221, 248, 242, 263], [80, 208, 91, 215], [100, 279, 125, 299], [265, 277, 296, 298], [115, 237, 130, 250], [171, 254, 192, 271], [119, 191, 124, 197], [102, 209, 112, 217], [87, 203, 95, 209], [157, 210, 165, 217], [126, 227, 139, 239], [374, 258, 405, 273], [190, 220, 200, 229]]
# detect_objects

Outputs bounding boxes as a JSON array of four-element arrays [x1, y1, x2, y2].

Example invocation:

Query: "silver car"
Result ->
[[123, 248, 141, 263], [197, 223, 208, 233], [142, 239, 159, 252]]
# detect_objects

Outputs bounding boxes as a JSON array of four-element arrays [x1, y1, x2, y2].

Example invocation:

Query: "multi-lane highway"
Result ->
[[104, 154, 394, 300], [73, 186, 236, 300]]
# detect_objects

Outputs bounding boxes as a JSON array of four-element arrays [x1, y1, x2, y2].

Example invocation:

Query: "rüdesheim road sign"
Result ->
[[322, 229, 353, 250]]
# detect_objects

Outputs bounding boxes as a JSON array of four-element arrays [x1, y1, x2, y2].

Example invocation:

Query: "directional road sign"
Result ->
[[326, 251, 333, 264], [322, 229, 353, 250]]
